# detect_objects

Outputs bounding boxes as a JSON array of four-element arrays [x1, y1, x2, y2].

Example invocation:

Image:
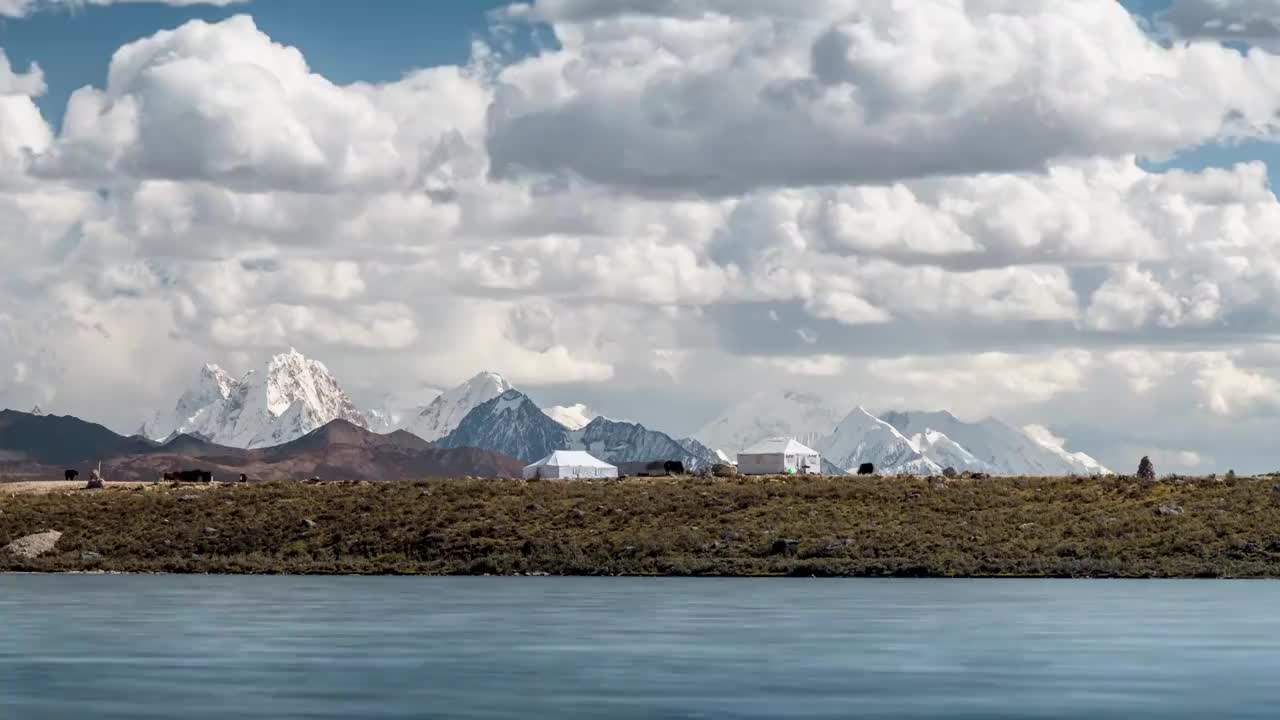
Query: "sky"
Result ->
[[5, 0, 1280, 473]]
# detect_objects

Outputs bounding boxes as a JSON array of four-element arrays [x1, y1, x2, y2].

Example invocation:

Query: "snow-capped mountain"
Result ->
[[908, 429, 996, 474], [140, 363, 236, 440], [817, 407, 943, 475], [1022, 424, 1112, 476], [436, 389, 570, 463], [142, 349, 370, 449], [404, 371, 512, 442], [543, 403, 596, 431], [696, 390, 847, 455], [880, 411, 1111, 476], [440, 390, 716, 468]]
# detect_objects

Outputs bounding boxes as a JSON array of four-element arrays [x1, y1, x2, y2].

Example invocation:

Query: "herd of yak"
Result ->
[[63, 468, 248, 483]]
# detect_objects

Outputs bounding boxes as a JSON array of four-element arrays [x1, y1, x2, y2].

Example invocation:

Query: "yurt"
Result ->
[[737, 438, 822, 476], [523, 450, 618, 480]]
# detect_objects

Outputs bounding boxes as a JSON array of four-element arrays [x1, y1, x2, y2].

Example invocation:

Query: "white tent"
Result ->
[[737, 438, 822, 476], [523, 450, 619, 480]]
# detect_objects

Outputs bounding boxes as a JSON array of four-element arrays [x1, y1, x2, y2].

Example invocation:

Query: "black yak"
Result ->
[[857, 463, 875, 475], [164, 469, 213, 483], [64, 469, 79, 481]]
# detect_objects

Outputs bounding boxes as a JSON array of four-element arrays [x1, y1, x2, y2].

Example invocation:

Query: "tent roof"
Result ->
[[524, 450, 616, 470], [740, 437, 819, 456]]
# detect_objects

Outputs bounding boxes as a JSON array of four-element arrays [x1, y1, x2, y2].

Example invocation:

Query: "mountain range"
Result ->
[[19, 348, 1110, 478], [0, 409, 522, 481], [697, 395, 1110, 476], [435, 389, 719, 468]]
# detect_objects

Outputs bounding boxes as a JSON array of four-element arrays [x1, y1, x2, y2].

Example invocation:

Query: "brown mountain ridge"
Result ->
[[0, 410, 522, 481]]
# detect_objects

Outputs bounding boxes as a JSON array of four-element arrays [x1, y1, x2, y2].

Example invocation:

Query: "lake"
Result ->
[[2, 577, 1279, 718]]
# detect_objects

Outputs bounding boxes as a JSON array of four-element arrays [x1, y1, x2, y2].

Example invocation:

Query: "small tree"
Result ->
[[1137, 456, 1156, 481]]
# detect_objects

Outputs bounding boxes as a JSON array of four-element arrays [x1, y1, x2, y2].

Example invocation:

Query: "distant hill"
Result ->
[[0, 410, 522, 481], [0, 410, 156, 467]]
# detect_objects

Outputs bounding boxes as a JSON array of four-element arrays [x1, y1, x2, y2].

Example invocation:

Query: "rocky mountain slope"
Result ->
[[403, 372, 512, 442], [435, 390, 570, 464], [570, 417, 709, 469], [439, 390, 716, 468], [677, 437, 728, 468]]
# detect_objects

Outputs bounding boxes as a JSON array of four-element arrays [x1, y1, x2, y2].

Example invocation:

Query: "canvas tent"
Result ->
[[523, 450, 619, 480], [737, 438, 822, 476]]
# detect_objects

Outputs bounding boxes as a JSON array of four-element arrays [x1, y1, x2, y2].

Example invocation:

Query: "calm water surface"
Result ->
[[2, 577, 1279, 719]]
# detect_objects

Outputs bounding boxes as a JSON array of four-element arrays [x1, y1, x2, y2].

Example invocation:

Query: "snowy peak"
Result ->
[[240, 350, 367, 429], [405, 371, 513, 442], [198, 363, 237, 401], [1023, 424, 1113, 476], [543, 403, 597, 431], [817, 407, 942, 476], [142, 349, 369, 450], [436, 389, 569, 463], [909, 428, 993, 473], [256, 349, 360, 420], [884, 411, 1110, 476], [141, 363, 238, 441]]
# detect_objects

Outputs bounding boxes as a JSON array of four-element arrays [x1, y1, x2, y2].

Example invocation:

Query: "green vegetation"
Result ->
[[4, 475, 1280, 576]]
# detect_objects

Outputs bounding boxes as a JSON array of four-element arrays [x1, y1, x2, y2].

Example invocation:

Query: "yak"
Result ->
[[163, 469, 213, 483], [857, 463, 875, 476], [64, 469, 79, 481]]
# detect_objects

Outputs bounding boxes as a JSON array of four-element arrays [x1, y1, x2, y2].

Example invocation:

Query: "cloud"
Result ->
[[488, 0, 1280, 195], [10, 9, 1280, 472], [759, 354, 849, 377], [1193, 353, 1280, 416], [867, 351, 1096, 407], [39, 15, 492, 192], [0, 0, 247, 18], [1161, 0, 1280, 45], [0, 51, 52, 185]]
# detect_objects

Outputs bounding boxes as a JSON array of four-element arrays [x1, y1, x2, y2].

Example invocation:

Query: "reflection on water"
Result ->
[[2, 576, 1279, 719]]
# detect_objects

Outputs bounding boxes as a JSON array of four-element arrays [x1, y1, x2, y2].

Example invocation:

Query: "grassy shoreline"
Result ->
[[4, 475, 1280, 577]]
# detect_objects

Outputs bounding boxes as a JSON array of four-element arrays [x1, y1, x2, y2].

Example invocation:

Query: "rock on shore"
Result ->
[[3, 531, 62, 559]]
